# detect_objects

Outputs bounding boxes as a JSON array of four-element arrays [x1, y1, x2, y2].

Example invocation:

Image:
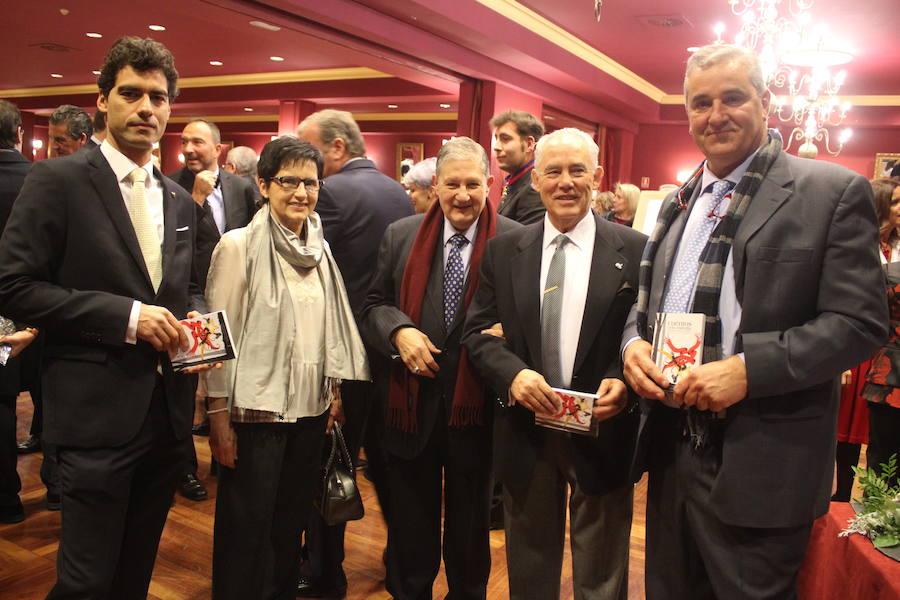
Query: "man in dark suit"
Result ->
[[223, 144, 262, 206], [297, 108, 412, 597], [622, 44, 888, 599], [0, 99, 41, 524], [169, 118, 258, 500], [491, 109, 545, 225], [464, 128, 647, 599], [48, 104, 92, 157], [361, 137, 520, 598], [85, 110, 107, 149], [0, 37, 208, 599]]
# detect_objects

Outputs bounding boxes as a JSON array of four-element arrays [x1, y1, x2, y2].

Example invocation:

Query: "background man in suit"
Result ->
[[87, 110, 107, 148], [297, 108, 412, 598], [48, 104, 92, 157], [464, 128, 647, 600], [491, 109, 546, 225], [0, 99, 40, 524], [361, 137, 520, 599], [622, 44, 888, 599], [223, 145, 262, 206], [0, 37, 208, 599], [169, 118, 258, 500]]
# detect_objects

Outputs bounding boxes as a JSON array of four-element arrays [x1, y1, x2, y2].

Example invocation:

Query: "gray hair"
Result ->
[[534, 128, 599, 172], [436, 137, 490, 179], [298, 109, 366, 158], [225, 145, 258, 177], [684, 44, 766, 98], [614, 182, 641, 214], [402, 156, 437, 189], [49, 104, 92, 140]]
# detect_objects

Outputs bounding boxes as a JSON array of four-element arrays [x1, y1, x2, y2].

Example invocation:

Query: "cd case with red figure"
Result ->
[[170, 310, 236, 371], [535, 388, 598, 436], [652, 312, 705, 386]]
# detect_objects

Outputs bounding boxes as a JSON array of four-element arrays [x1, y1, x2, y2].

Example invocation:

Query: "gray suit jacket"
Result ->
[[625, 150, 888, 528]]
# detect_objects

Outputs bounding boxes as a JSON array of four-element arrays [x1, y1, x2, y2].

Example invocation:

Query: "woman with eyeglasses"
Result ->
[[203, 136, 369, 599]]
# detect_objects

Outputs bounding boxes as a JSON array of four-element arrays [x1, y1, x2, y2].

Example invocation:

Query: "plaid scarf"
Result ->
[[635, 130, 783, 445]]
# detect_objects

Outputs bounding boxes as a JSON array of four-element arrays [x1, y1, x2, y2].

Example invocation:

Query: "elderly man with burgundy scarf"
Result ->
[[361, 137, 521, 599]]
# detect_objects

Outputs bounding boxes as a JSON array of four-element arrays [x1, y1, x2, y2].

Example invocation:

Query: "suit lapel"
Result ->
[[511, 224, 545, 370], [220, 172, 239, 231], [88, 151, 153, 291], [573, 215, 626, 374], [159, 171, 179, 294]]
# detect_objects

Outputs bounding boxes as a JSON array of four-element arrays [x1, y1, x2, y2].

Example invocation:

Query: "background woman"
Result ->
[[402, 156, 437, 214], [204, 137, 369, 599], [605, 182, 639, 227]]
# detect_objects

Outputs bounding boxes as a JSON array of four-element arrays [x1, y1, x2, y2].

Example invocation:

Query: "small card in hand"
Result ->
[[652, 313, 705, 387], [170, 310, 235, 371], [534, 388, 598, 436]]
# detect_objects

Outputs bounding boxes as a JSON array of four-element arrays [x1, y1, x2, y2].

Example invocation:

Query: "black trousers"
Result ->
[[46, 379, 191, 600], [646, 424, 813, 600], [386, 419, 492, 600], [300, 380, 393, 593], [213, 412, 327, 600], [0, 393, 20, 511], [867, 401, 900, 488]]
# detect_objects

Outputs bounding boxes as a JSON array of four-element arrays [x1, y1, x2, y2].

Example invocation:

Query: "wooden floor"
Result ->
[[1, 393, 648, 599]]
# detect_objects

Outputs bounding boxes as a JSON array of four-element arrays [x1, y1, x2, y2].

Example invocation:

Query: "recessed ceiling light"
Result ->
[[387, 104, 398, 109], [269, 56, 285, 62], [439, 103, 451, 109], [92, 70, 101, 75], [243, 107, 254, 112], [50, 73, 63, 78], [249, 20, 281, 32], [209, 60, 223, 66], [148, 25, 166, 31], [86, 32, 102, 38]]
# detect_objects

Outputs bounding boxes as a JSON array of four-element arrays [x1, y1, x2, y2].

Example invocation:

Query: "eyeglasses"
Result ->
[[270, 176, 323, 192]]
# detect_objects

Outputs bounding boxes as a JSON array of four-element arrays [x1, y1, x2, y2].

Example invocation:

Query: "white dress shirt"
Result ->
[[539, 211, 595, 388], [206, 168, 226, 235], [100, 140, 165, 344]]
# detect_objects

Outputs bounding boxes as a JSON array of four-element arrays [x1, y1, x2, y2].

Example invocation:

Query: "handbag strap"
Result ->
[[332, 423, 355, 470]]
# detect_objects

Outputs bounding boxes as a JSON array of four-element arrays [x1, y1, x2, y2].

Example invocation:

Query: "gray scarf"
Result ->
[[232, 205, 369, 415]]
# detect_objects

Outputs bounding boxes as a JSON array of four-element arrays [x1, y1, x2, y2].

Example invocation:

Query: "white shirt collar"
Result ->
[[542, 209, 595, 251], [100, 139, 155, 184], [443, 216, 479, 246], [701, 149, 757, 191]]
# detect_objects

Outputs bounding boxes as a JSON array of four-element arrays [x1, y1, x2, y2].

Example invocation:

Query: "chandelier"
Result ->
[[719, 0, 854, 157]]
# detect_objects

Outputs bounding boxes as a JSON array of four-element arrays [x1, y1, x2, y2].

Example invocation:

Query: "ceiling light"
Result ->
[[269, 56, 285, 62], [148, 25, 166, 31], [50, 73, 63, 78], [439, 103, 451, 109], [86, 32, 102, 38], [92, 70, 101, 75], [249, 20, 281, 32], [209, 60, 223, 66], [387, 104, 398, 109], [243, 107, 254, 112], [687, 46, 700, 52]]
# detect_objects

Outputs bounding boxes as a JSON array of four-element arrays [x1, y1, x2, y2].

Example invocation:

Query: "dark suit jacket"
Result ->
[[0, 146, 206, 448], [168, 166, 258, 289], [463, 214, 647, 495], [498, 168, 545, 225], [624, 150, 888, 528], [316, 158, 413, 315], [361, 213, 521, 459]]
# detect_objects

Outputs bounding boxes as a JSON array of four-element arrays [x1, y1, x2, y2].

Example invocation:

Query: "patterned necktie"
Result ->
[[128, 168, 162, 292], [661, 179, 735, 313], [541, 234, 570, 387], [443, 233, 469, 331]]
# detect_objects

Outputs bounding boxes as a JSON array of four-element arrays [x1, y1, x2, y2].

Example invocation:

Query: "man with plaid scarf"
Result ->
[[622, 44, 887, 599]]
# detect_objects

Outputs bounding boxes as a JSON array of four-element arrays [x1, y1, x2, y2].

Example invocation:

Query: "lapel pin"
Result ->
[[614, 262, 623, 270]]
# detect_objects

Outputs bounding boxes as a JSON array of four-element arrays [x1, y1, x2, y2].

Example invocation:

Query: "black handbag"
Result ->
[[316, 423, 364, 525]]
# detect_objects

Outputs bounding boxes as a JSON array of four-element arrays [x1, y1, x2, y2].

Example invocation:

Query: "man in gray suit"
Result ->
[[622, 44, 888, 599]]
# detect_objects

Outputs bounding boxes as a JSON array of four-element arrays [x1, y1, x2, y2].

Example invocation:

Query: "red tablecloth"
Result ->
[[797, 502, 900, 600]]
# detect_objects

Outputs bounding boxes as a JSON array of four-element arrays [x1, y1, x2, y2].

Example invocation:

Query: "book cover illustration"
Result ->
[[534, 388, 598, 435], [170, 310, 236, 371], [652, 312, 705, 386]]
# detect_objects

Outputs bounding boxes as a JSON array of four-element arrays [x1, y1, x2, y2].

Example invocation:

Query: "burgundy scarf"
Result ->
[[388, 199, 497, 432]]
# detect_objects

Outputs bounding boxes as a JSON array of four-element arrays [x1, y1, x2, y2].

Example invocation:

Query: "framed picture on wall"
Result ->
[[874, 153, 900, 179], [396, 142, 424, 181]]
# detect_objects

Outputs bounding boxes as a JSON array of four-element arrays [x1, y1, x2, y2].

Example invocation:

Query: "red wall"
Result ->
[[630, 122, 900, 189]]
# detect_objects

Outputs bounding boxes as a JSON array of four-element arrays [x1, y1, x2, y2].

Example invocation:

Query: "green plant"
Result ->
[[840, 454, 900, 548]]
